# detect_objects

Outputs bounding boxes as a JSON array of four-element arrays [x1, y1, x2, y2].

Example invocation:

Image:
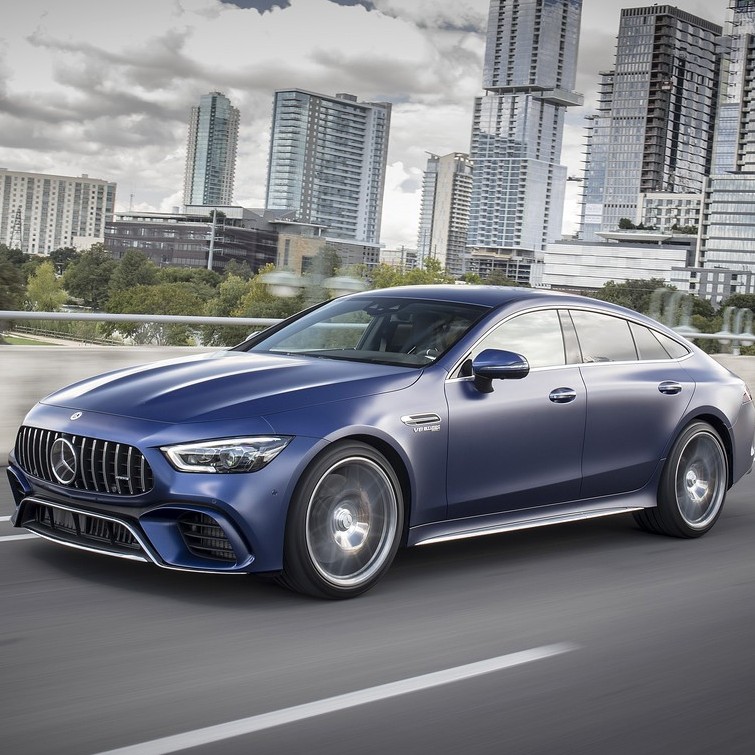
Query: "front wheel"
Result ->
[[280, 442, 404, 599], [634, 421, 728, 538]]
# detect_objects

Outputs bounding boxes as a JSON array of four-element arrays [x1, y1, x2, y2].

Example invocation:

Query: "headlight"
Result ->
[[161, 437, 292, 473]]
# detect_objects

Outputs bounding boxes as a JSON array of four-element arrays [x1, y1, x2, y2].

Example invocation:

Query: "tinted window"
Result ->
[[630, 323, 672, 360], [654, 330, 690, 359], [570, 311, 637, 362], [474, 309, 565, 368], [245, 296, 489, 367]]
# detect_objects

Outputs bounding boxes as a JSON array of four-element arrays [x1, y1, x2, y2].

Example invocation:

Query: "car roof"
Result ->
[[355, 285, 618, 311]]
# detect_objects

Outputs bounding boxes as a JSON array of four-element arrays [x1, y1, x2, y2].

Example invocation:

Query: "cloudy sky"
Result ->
[[0, 0, 726, 249]]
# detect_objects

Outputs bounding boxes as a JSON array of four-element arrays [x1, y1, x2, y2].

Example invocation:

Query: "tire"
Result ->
[[280, 441, 404, 599], [634, 421, 728, 538]]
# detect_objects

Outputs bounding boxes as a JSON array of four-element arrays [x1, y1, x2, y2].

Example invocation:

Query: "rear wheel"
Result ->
[[634, 421, 728, 538], [280, 441, 403, 599]]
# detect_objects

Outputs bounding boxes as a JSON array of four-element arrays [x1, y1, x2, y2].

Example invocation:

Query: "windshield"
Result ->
[[239, 296, 490, 367]]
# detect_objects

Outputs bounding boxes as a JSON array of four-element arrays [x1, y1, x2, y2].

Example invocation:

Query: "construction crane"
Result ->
[[8, 207, 22, 250]]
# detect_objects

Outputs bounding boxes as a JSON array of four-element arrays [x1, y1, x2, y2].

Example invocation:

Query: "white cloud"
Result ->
[[0, 0, 730, 249]]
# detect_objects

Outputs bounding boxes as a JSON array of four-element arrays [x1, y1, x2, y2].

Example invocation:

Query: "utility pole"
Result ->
[[207, 209, 217, 271]]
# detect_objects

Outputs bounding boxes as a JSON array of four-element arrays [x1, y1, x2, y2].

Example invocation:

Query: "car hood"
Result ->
[[39, 350, 422, 423]]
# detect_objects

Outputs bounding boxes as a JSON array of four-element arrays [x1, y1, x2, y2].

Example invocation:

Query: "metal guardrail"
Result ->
[[0, 311, 280, 328], [2, 311, 755, 351]]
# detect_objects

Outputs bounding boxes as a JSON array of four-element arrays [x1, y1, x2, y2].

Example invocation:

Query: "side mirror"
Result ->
[[472, 349, 530, 392]]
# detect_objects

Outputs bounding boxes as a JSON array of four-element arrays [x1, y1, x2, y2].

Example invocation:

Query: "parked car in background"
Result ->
[[7, 286, 755, 598]]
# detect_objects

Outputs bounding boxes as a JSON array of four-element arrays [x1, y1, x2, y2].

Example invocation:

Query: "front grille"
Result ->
[[178, 513, 236, 562], [15, 426, 154, 495], [27, 501, 143, 556]]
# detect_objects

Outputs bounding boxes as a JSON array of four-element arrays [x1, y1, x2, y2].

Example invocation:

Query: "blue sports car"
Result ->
[[7, 286, 755, 598]]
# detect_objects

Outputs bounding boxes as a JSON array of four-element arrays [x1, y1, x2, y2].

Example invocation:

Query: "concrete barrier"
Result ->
[[1, 346, 754, 464]]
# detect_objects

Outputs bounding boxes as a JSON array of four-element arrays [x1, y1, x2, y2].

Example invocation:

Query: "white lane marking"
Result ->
[[93, 642, 578, 755], [0, 534, 38, 542], [0, 516, 12, 522]]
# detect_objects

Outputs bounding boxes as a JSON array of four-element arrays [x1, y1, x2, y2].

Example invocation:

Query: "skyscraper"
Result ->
[[579, 6, 721, 240], [417, 153, 473, 277], [467, 0, 583, 272], [183, 92, 239, 207], [265, 90, 391, 244], [700, 0, 755, 274]]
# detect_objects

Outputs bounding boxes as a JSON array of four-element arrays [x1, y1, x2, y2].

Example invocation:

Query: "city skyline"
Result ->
[[1, 0, 723, 251]]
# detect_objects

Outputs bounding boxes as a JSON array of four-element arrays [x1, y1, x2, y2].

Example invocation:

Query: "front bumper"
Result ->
[[6, 406, 328, 574]]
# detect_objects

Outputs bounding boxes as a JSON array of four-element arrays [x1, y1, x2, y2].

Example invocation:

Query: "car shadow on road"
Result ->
[[22, 513, 655, 608]]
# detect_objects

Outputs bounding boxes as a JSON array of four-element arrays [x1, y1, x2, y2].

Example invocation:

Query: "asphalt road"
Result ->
[[2, 469, 755, 755]]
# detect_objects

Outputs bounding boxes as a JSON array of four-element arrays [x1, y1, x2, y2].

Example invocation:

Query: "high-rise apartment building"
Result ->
[[579, 6, 721, 240], [417, 153, 473, 277], [183, 92, 239, 207], [0, 168, 116, 255], [265, 90, 391, 244], [700, 0, 755, 274], [467, 0, 583, 269]]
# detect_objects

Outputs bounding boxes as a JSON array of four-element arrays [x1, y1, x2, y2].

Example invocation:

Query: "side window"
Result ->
[[629, 322, 689, 360], [570, 311, 637, 363], [654, 330, 690, 359], [473, 310, 566, 368]]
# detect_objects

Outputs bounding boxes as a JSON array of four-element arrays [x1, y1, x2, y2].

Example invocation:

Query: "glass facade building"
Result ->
[[265, 90, 391, 244], [183, 92, 239, 207], [701, 2, 755, 274], [417, 153, 473, 277], [579, 6, 721, 241], [467, 0, 583, 263]]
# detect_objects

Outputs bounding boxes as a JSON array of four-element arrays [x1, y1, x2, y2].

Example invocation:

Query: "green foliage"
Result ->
[[460, 272, 482, 285], [201, 274, 255, 346], [718, 294, 755, 313], [26, 261, 67, 311], [591, 278, 673, 314], [49, 247, 81, 274], [369, 257, 454, 290], [618, 218, 636, 230], [306, 246, 342, 279], [63, 244, 117, 309], [484, 270, 520, 287], [158, 266, 222, 288], [104, 282, 209, 345], [0, 259, 25, 310], [108, 250, 159, 293], [223, 260, 254, 280]]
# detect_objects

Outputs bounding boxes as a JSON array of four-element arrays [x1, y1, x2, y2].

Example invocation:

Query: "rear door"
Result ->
[[567, 309, 694, 498]]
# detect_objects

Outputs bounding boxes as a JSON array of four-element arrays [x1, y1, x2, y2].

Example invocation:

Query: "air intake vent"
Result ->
[[178, 513, 236, 562]]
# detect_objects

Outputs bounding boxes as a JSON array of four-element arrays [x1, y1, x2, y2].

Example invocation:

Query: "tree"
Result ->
[[201, 274, 254, 346], [158, 266, 222, 289], [108, 250, 158, 293], [0, 259, 25, 310], [485, 270, 519, 287], [49, 247, 81, 275], [105, 283, 209, 345], [591, 278, 673, 314], [618, 218, 636, 230], [62, 244, 117, 309], [26, 261, 67, 311], [718, 294, 755, 313]]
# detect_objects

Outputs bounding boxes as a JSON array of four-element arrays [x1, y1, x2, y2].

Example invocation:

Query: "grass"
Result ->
[[1, 334, 61, 346]]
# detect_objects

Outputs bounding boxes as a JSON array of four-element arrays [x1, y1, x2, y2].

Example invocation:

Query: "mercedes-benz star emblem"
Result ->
[[70, 412, 82, 421], [50, 438, 78, 485]]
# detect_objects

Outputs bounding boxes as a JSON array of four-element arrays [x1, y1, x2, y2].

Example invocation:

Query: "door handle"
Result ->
[[658, 381, 682, 395], [549, 387, 577, 404]]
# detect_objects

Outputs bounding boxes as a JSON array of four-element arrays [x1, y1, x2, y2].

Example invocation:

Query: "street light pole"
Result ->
[[207, 209, 217, 271]]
